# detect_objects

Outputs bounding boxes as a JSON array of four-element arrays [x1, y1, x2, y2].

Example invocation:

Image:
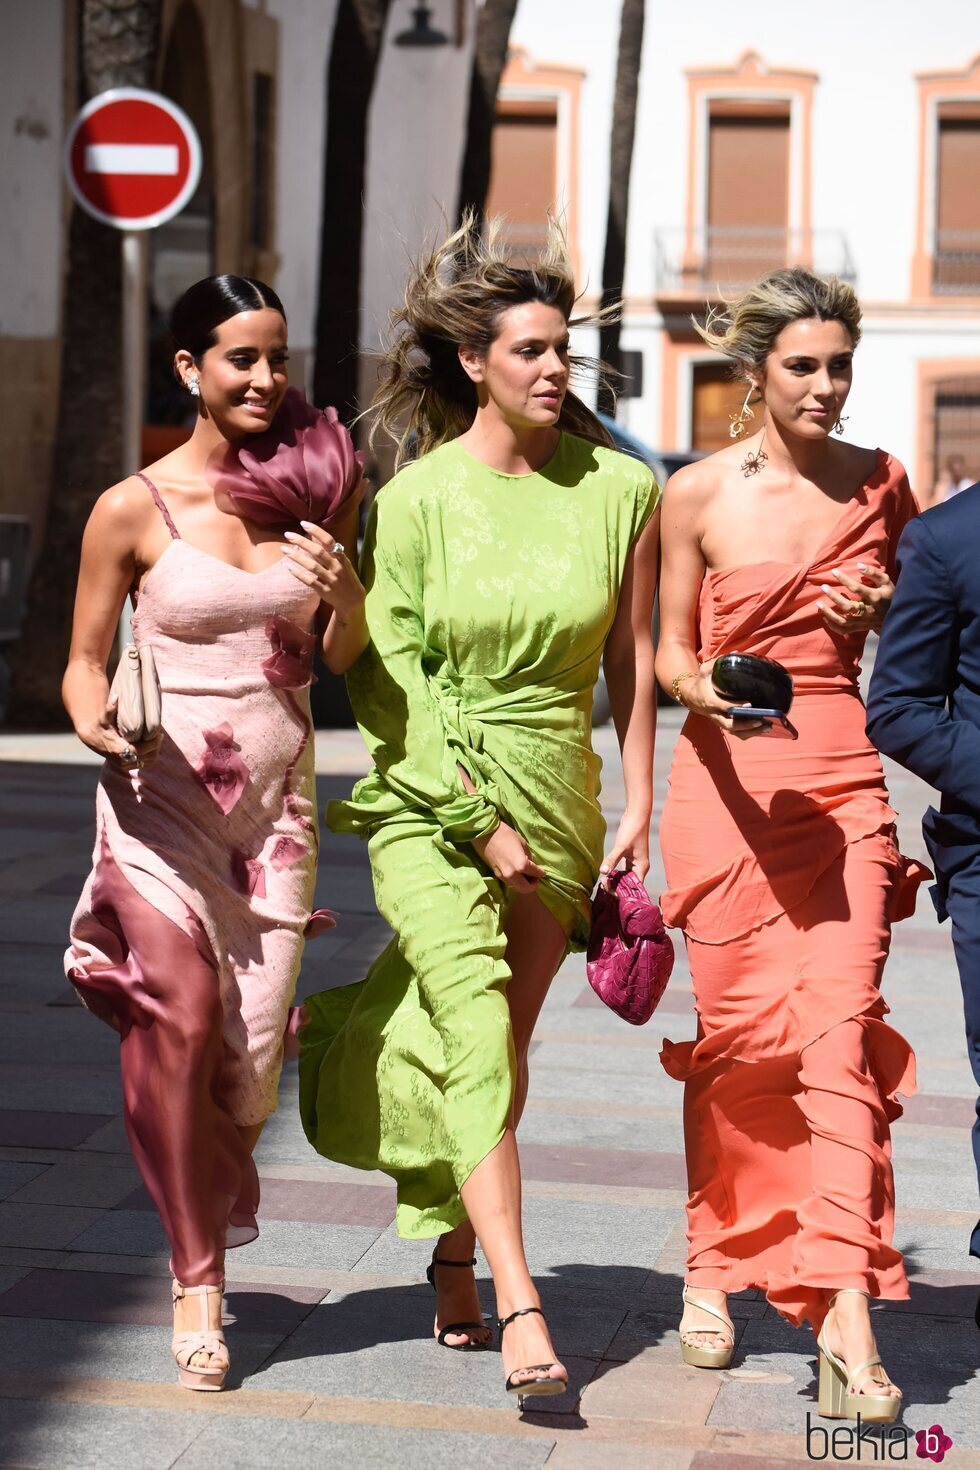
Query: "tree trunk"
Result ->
[[312, 0, 392, 428], [456, 0, 519, 221], [597, 0, 645, 418], [9, 0, 161, 726]]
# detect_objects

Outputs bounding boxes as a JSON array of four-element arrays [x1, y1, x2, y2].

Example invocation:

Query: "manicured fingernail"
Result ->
[[821, 584, 832, 593], [857, 562, 867, 570], [300, 520, 317, 531], [284, 530, 301, 540]]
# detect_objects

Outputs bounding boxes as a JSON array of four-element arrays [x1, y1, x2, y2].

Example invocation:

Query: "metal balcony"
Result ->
[[653, 227, 856, 299], [933, 230, 980, 295]]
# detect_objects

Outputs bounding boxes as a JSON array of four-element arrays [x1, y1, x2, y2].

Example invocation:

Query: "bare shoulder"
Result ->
[[87, 474, 155, 544], [834, 439, 882, 482], [661, 450, 730, 520]]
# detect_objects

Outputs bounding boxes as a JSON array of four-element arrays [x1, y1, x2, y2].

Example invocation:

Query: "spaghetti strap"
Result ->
[[137, 472, 181, 540]]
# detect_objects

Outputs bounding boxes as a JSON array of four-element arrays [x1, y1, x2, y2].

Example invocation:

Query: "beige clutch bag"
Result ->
[[109, 642, 162, 742]]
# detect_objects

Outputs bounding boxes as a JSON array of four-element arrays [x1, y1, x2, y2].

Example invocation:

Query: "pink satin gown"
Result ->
[[67, 476, 328, 1286], [659, 450, 930, 1330]]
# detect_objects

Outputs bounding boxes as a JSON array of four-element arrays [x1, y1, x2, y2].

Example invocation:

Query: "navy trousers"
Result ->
[[941, 863, 980, 1260]]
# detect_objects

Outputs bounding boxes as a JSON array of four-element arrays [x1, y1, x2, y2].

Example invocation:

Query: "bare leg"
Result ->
[[505, 890, 569, 1127], [454, 891, 568, 1388]]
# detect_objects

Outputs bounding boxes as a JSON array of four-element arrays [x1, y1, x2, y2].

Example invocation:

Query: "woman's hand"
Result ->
[[75, 699, 163, 771], [600, 807, 651, 884], [819, 563, 894, 634], [283, 520, 366, 619], [677, 659, 766, 739], [472, 821, 546, 894]]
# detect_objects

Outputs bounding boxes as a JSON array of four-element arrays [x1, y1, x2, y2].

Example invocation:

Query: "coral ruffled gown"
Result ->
[[659, 450, 929, 1329]]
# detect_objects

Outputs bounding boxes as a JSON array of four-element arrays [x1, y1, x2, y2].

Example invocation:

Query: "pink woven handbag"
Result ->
[[586, 870, 674, 1025]]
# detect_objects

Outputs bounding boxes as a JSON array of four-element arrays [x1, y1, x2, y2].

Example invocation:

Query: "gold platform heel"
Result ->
[[816, 1291, 901, 1423], [679, 1284, 735, 1369]]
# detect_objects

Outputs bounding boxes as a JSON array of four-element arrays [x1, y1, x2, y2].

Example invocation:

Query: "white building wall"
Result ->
[[361, 7, 475, 355], [0, 0, 64, 338], [263, 0, 341, 381], [507, 0, 980, 466]]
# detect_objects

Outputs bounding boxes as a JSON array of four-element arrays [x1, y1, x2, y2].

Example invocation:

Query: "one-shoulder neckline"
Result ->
[[706, 448, 890, 580]]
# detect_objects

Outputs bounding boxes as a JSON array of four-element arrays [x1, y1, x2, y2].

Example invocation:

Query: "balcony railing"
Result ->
[[933, 230, 980, 295], [654, 226, 856, 298]]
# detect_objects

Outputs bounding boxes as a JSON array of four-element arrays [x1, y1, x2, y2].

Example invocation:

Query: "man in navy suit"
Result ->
[[866, 482, 980, 1302]]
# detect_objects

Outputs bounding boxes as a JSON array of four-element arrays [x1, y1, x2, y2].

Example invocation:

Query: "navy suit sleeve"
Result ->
[[867, 515, 980, 809]]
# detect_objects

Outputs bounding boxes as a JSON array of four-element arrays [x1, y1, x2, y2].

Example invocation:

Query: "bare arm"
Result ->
[[62, 480, 163, 766], [600, 506, 660, 881], [654, 467, 762, 736]]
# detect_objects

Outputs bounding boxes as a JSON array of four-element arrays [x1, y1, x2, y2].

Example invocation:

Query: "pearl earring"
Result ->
[[187, 376, 200, 397]]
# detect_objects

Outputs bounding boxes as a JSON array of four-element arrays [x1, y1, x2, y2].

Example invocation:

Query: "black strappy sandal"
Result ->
[[498, 1306, 567, 1410], [426, 1250, 493, 1351]]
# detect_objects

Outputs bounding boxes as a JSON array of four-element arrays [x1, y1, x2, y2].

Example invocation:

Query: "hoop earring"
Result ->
[[740, 430, 768, 478], [729, 386, 755, 441], [834, 414, 848, 437]]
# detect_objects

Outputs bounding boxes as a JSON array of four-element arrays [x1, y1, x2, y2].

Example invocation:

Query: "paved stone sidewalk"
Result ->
[[0, 713, 977, 1469]]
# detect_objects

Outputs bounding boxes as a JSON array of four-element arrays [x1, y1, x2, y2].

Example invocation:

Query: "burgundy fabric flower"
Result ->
[[196, 724, 249, 815], [231, 849, 267, 898], [304, 909, 337, 938], [214, 388, 364, 530], [262, 616, 317, 691]]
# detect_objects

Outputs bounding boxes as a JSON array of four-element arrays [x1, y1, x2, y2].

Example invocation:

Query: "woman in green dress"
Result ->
[[299, 216, 660, 1406]]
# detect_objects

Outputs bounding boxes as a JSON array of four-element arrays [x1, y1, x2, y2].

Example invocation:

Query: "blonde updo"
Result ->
[[695, 267, 862, 384], [371, 210, 616, 465]]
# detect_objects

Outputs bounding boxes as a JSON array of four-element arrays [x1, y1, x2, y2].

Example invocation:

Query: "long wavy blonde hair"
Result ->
[[370, 212, 617, 465]]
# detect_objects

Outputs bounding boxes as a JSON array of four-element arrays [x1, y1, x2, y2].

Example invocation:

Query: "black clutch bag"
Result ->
[[711, 653, 794, 713]]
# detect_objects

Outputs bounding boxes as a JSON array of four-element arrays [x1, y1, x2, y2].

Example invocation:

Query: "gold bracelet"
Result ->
[[670, 671, 698, 703]]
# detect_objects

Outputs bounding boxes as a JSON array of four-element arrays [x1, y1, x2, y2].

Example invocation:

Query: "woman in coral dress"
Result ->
[[656, 268, 927, 1422], [63, 276, 366, 1389]]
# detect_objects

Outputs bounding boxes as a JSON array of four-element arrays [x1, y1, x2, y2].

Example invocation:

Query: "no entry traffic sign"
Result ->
[[65, 88, 202, 231]]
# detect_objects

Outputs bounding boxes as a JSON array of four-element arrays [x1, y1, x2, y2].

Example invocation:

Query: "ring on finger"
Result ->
[[330, 540, 345, 556], [120, 745, 137, 764], [846, 600, 866, 619]]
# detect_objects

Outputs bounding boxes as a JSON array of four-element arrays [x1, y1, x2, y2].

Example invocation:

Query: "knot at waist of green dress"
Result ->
[[329, 664, 600, 943]]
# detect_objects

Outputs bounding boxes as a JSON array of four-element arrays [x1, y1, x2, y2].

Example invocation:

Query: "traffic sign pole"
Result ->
[[119, 231, 147, 643], [121, 230, 147, 481]]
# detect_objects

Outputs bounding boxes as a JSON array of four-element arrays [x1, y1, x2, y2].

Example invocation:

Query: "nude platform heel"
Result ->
[[816, 1291, 901, 1423], [679, 1284, 735, 1369], [171, 1279, 229, 1391]]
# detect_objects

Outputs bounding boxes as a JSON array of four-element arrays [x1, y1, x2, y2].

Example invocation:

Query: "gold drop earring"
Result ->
[[730, 385, 768, 477], [728, 386, 755, 440]]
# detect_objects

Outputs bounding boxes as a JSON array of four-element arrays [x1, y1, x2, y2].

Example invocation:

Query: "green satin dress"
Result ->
[[298, 432, 659, 1236]]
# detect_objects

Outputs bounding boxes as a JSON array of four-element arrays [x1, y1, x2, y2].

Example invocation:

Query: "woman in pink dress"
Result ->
[[63, 275, 366, 1390]]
